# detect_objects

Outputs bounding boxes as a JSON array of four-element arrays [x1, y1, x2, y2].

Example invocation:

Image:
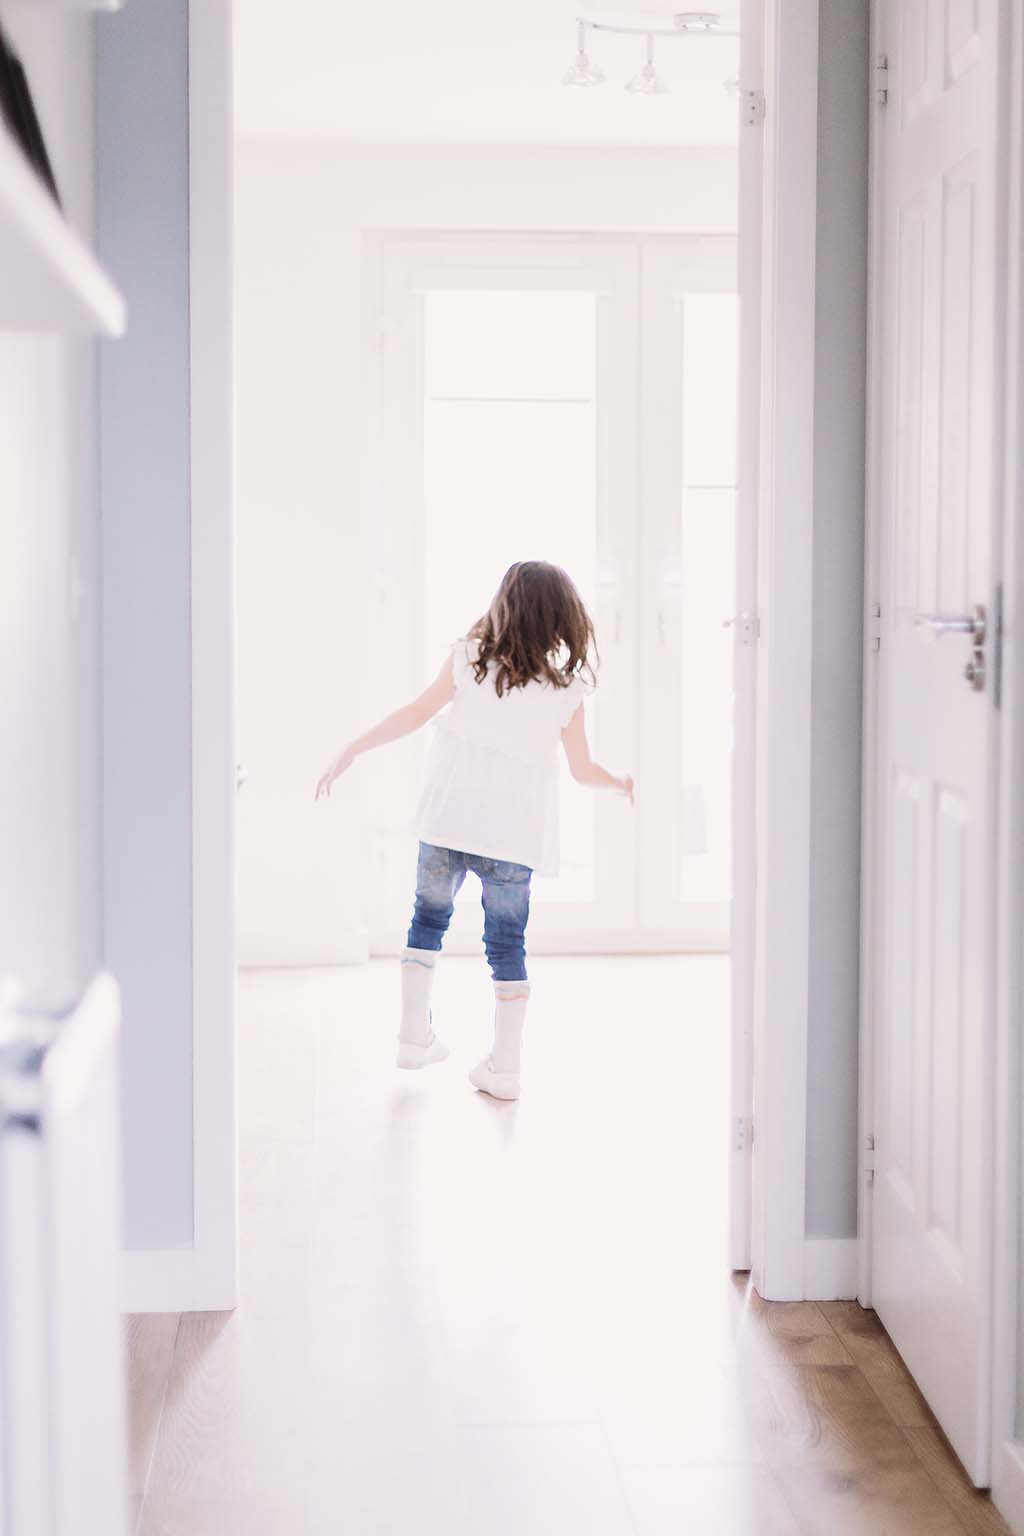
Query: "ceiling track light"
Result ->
[[626, 34, 668, 95], [563, 10, 739, 96], [561, 18, 608, 87]]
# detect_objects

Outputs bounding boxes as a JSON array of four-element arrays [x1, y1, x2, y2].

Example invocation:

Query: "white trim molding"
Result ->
[[855, 0, 888, 1315], [749, 0, 821, 1301], [989, 0, 1024, 1519], [123, 1243, 235, 1317], [184, 0, 237, 1315], [728, 0, 765, 1276], [803, 1238, 859, 1302], [994, 1442, 1024, 1536]]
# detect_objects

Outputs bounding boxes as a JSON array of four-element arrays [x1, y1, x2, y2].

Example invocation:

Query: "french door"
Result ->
[[366, 234, 737, 953], [870, 0, 1003, 1486]]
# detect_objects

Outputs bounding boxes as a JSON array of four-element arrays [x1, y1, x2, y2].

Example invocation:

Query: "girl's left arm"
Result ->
[[315, 655, 455, 799]]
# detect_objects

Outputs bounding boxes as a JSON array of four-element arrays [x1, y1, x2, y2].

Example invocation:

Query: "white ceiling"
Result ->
[[234, 2, 741, 148]]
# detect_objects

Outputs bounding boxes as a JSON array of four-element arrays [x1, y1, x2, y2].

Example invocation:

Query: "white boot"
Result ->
[[469, 982, 529, 1100], [396, 948, 449, 1070]]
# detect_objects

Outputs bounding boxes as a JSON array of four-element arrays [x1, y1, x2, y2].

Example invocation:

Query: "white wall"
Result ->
[[96, 0, 195, 1251], [235, 143, 738, 968], [805, 0, 869, 1241], [0, 15, 99, 1008]]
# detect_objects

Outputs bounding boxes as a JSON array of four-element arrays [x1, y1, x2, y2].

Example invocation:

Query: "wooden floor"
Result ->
[[126, 956, 1011, 1536]]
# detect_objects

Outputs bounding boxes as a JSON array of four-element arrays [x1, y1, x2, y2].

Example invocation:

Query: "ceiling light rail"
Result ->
[[563, 10, 739, 96]]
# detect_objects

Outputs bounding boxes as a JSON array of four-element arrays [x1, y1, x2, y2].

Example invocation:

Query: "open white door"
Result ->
[[870, 0, 1004, 1486]]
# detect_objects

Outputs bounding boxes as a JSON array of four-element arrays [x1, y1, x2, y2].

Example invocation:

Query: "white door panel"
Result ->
[[872, 0, 1000, 1485]]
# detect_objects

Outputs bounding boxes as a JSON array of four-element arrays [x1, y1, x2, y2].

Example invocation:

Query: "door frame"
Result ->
[[186, 0, 238, 1315], [859, 0, 1024, 1508], [728, 0, 764, 1276], [208, 0, 846, 1312], [987, 0, 1024, 1520], [855, 0, 887, 1314], [746, 0, 823, 1301]]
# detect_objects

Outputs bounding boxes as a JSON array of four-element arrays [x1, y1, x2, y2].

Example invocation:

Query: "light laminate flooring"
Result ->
[[127, 956, 1011, 1535]]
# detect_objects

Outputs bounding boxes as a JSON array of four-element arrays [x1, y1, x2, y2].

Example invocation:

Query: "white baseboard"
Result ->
[[803, 1237, 859, 1300], [123, 1245, 237, 1315], [993, 1441, 1024, 1534]]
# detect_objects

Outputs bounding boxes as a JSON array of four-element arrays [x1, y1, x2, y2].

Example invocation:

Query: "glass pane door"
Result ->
[[366, 236, 737, 953], [421, 289, 599, 908], [677, 293, 738, 912], [369, 239, 638, 950], [638, 242, 738, 946]]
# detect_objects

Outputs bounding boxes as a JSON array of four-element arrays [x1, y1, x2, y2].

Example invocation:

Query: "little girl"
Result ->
[[315, 561, 633, 1100]]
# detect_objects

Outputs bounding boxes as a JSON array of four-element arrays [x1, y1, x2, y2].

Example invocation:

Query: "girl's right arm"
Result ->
[[561, 703, 634, 805], [314, 655, 455, 800]]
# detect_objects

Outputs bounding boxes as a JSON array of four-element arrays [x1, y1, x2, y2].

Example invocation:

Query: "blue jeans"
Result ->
[[406, 842, 532, 982]]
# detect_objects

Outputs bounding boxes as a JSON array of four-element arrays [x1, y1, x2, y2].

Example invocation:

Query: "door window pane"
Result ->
[[679, 293, 738, 906], [426, 290, 596, 400], [682, 293, 738, 486], [422, 291, 599, 903]]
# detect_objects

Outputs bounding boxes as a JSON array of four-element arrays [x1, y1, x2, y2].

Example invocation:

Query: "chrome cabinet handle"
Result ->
[[912, 604, 986, 643]]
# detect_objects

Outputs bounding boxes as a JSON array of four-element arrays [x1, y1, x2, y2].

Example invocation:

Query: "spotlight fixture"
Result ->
[[674, 11, 723, 29], [625, 34, 668, 95], [562, 18, 608, 86], [563, 10, 739, 97]]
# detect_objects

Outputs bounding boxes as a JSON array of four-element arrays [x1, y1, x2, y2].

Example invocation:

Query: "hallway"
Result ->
[[126, 958, 1009, 1534]]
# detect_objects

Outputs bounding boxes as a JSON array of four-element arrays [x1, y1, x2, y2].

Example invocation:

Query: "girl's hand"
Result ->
[[314, 748, 354, 800], [620, 773, 635, 806]]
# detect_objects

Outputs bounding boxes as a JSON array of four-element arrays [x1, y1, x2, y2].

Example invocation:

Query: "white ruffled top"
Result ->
[[415, 637, 591, 876]]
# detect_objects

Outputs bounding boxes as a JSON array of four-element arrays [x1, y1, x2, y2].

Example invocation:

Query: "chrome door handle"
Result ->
[[912, 604, 986, 643]]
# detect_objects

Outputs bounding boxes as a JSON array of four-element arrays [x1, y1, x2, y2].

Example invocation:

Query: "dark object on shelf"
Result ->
[[0, 23, 62, 209]]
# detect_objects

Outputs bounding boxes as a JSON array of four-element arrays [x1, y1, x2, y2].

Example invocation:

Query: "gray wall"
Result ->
[[805, 0, 869, 1238], [96, 0, 194, 1249], [0, 14, 100, 1008]]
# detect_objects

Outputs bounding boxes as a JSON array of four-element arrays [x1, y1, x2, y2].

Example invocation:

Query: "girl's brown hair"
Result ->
[[468, 561, 597, 697]]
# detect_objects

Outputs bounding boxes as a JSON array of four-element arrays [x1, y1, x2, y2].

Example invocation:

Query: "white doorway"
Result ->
[[365, 233, 739, 954]]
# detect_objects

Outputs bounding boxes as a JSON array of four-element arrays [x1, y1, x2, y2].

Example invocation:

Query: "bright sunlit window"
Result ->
[[422, 289, 599, 903]]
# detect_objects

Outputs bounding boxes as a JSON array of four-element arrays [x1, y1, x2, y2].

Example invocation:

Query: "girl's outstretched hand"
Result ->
[[620, 773, 635, 806], [315, 748, 354, 801]]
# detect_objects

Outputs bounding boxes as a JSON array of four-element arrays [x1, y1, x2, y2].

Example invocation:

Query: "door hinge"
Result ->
[[864, 1133, 876, 1184], [724, 611, 760, 646], [869, 602, 882, 652], [875, 53, 889, 106], [742, 88, 766, 127], [735, 1116, 753, 1153]]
